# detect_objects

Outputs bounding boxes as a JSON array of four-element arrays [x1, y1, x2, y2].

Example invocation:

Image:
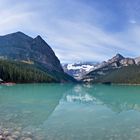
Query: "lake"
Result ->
[[0, 84, 140, 140]]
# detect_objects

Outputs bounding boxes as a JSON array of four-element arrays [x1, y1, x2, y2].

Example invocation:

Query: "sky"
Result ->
[[1, 0, 140, 63]]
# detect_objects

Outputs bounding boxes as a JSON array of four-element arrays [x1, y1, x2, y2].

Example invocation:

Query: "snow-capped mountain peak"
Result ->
[[62, 62, 97, 80]]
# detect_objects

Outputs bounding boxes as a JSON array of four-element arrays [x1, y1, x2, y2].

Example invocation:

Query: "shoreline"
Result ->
[[85, 82, 140, 86], [1, 81, 140, 86], [111, 83, 140, 86], [0, 126, 34, 140]]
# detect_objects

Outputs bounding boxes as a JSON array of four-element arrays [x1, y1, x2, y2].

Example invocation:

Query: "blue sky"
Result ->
[[0, 0, 140, 63]]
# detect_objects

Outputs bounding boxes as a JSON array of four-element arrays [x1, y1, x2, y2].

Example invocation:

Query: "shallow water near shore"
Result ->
[[1, 84, 140, 139]]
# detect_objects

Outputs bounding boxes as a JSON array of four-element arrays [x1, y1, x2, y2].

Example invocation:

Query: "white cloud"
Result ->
[[0, 0, 140, 63], [0, 1, 34, 34], [129, 20, 137, 24]]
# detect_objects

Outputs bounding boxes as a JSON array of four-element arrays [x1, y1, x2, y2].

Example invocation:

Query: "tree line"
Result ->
[[0, 60, 56, 83]]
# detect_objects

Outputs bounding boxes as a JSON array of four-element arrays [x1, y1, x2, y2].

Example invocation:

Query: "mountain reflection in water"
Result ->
[[1, 84, 140, 140]]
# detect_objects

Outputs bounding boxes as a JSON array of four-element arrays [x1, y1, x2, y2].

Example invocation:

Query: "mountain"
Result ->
[[0, 32, 76, 83], [108, 53, 124, 63], [82, 54, 140, 84], [62, 62, 97, 80]]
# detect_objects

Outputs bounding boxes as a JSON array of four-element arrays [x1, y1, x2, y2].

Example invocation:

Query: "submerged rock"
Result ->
[[0, 127, 40, 140], [7, 136, 15, 140], [0, 135, 3, 139], [13, 131, 20, 137], [24, 138, 32, 140], [3, 130, 10, 136], [11, 134, 19, 139]]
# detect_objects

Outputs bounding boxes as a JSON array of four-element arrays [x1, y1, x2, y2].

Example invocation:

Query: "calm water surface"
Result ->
[[0, 84, 140, 140]]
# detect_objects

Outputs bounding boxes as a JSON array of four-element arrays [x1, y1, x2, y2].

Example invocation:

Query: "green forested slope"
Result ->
[[93, 65, 140, 84], [0, 60, 56, 83]]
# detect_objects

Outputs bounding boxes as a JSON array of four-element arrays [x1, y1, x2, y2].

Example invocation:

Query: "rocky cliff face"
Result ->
[[0, 32, 63, 73], [0, 32, 76, 82], [120, 58, 135, 66], [134, 57, 140, 65], [108, 53, 124, 64]]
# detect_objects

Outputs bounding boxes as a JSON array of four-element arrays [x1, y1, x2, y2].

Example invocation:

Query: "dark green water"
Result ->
[[1, 84, 140, 140]]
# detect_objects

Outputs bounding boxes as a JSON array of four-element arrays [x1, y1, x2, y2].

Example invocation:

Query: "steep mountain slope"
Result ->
[[82, 54, 140, 84], [0, 32, 63, 72], [0, 32, 76, 83], [94, 65, 140, 84]]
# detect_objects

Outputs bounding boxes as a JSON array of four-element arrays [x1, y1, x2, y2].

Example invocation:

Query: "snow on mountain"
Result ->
[[67, 64, 94, 72], [62, 62, 97, 80]]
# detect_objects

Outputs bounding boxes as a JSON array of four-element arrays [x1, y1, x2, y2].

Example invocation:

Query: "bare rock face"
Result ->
[[135, 57, 140, 65], [96, 54, 124, 70], [0, 32, 63, 73], [104, 54, 136, 68], [120, 58, 135, 66], [30, 35, 64, 72], [108, 54, 124, 64]]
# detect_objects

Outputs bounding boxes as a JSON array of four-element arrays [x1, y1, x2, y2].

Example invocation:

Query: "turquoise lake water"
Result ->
[[1, 84, 140, 140]]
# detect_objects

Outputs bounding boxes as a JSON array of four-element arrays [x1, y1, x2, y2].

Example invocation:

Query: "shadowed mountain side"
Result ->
[[0, 32, 76, 83]]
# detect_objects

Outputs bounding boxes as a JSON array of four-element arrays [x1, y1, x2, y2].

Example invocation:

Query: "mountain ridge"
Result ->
[[82, 54, 140, 84], [0, 31, 76, 83]]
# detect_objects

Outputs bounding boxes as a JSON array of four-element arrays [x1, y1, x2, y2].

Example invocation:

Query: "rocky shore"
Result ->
[[0, 127, 44, 140]]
